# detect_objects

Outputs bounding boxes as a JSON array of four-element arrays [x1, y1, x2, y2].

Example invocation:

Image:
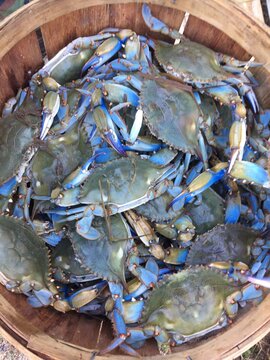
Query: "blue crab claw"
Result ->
[[82, 37, 122, 73], [93, 105, 127, 156], [228, 120, 246, 173], [142, 4, 181, 40], [40, 91, 60, 140], [241, 85, 259, 114], [62, 153, 102, 190], [230, 161, 270, 188], [168, 162, 228, 210], [0, 176, 17, 197], [225, 191, 241, 224]]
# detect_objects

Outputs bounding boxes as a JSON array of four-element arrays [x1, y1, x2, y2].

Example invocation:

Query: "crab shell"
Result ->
[[31, 122, 92, 196], [140, 77, 201, 154], [78, 157, 171, 210], [0, 98, 41, 186], [51, 237, 97, 283], [155, 40, 232, 84], [140, 268, 239, 346], [0, 216, 50, 294], [186, 224, 258, 266], [70, 214, 133, 284]]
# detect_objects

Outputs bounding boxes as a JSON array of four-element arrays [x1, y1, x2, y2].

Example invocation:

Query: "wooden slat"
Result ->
[[184, 16, 250, 60], [0, 31, 43, 110], [40, 5, 110, 59]]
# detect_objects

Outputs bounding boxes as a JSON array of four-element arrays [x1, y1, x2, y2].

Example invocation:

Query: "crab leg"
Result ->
[[142, 4, 182, 40], [62, 153, 102, 190]]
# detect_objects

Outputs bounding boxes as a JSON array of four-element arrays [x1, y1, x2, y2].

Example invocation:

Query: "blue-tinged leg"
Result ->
[[110, 111, 130, 141], [113, 74, 143, 91], [148, 148, 177, 167], [0, 177, 17, 197], [93, 104, 127, 156], [124, 137, 163, 152], [256, 254, 270, 279], [76, 206, 104, 240], [42, 230, 65, 246], [186, 162, 203, 185], [62, 153, 101, 189], [99, 283, 127, 355], [184, 153, 191, 172], [27, 289, 53, 308], [119, 343, 141, 357]]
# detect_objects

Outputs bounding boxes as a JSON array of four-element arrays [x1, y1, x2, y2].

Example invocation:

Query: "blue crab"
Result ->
[[186, 224, 260, 269], [101, 267, 264, 355], [0, 98, 41, 211], [0, 215, 54, 306], [49, 157, 176, 240]]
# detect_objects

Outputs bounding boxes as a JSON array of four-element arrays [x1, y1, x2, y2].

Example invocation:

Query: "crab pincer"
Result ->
[[40, 91, 60, 140], [92, 103, 127, 156], [168, 162, 228, 210]]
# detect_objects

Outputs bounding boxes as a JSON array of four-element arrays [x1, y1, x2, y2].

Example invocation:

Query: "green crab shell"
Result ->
[[79, 158, 169, 209], [140, 77, 201, 154], [155, 40, 231, 84], [186, 188, 225, 234], [31, 122, 92, 196], [141, 267, 236, 338], [0, 98, 41, 185], [135, 191, 179, 222], [0, 216, 50, 292], [51, 237, 91, 282], [187, 224, 257, 266], [70, 214, 133, 283], [50, 49, 94, 85]]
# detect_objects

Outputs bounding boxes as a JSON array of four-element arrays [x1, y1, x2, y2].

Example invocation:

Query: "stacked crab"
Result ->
[[0, 4, 270, 356]]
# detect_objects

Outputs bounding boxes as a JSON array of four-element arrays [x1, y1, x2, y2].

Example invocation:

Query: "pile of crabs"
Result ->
[[0, 4, 270, 356]]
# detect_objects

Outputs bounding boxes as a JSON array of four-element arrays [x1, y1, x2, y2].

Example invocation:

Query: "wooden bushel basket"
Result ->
[[0, 1, 270, 359]]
